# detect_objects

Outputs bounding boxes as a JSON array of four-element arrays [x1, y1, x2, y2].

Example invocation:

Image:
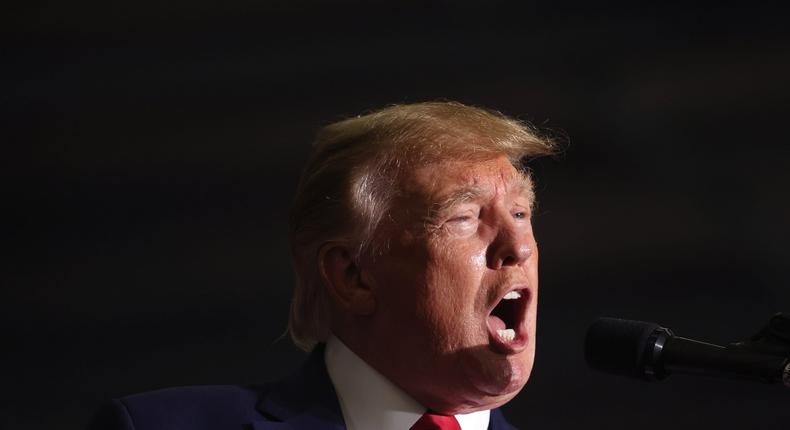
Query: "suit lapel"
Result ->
[[253, 344, 346, 430], [488, 408, 517, 430]]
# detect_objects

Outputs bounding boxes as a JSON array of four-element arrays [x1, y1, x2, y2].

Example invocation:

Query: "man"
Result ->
[[89, 101, 554, 430]]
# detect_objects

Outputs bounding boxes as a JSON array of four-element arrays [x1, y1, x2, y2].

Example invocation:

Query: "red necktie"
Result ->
[[410, 412, 462, 430]]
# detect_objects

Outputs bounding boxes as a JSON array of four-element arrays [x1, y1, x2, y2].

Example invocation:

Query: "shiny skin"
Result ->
[[356, 155, 539, 414]]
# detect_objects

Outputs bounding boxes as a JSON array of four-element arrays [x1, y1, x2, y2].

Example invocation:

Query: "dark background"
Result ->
[[5, 1, 790, 428]]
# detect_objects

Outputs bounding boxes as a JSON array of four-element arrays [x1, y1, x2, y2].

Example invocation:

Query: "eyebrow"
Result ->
[[425, 173, 534, 222]]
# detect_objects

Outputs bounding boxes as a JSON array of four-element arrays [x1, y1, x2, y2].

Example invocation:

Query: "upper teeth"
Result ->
[[503, 291, 521, 300]]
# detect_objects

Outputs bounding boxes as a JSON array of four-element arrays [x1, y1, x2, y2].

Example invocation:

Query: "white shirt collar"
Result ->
[[324, 335, 490, 430]]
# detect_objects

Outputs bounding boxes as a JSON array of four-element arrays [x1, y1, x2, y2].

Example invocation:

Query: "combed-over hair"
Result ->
[[287, 101, 555, 351]]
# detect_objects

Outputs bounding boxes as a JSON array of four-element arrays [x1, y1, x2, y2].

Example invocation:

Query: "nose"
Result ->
[[486, 219, 533, 270]]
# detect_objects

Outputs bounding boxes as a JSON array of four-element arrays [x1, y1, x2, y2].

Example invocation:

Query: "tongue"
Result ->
[[487, 315, 506, 331]]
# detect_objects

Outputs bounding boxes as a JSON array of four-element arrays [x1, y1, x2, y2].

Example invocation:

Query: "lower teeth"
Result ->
[[497, 328, 516, 342]]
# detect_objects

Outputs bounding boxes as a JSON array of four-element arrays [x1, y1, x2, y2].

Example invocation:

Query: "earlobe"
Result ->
[[318, 243, 376, 315]]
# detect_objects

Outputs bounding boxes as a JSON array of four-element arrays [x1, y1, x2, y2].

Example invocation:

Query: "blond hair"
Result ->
[[287, 101, 555, 351]]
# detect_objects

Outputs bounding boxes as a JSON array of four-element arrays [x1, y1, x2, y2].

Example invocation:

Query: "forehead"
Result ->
[[400, 155, 530, 203]]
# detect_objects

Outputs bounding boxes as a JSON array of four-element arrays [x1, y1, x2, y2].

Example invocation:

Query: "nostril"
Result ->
[[487, 233, 532, 269]]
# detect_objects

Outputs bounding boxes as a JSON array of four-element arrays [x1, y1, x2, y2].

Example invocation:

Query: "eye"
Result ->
[[449, 214, 474, 223], [445, 205, 480, 223], [512, 203, 532, 221], [441, 208, 480, 236]]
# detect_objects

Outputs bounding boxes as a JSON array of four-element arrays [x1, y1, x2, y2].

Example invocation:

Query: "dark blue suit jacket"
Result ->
[[88, 346, 517, 429]]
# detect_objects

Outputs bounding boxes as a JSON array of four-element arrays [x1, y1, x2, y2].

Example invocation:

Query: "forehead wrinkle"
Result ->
[[472, 168, 533, 207], [427, 169, 533, 218], [428, 185, 486, 219], [407, 158, 536, 226]]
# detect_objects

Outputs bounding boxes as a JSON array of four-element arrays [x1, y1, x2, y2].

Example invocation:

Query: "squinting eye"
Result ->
[[449, 215, 473, 223], [442, 210, 480, 236], [513, 211, 527, 220]]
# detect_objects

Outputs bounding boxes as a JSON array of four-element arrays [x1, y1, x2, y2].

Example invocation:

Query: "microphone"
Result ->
[[584, 317, 790, 387]]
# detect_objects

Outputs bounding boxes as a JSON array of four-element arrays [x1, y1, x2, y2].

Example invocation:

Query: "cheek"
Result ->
[[435, 238, 487, 279], [429, 242, 484, 298], [420, 243, 488, 334], [445, 242, 488, 309], [469, 245, 486, 270]]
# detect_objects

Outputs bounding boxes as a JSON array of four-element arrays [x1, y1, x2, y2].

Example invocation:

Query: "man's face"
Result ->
[[361, 155, 539, 413]]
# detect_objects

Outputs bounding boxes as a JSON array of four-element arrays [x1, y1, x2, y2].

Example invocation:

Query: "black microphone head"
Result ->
[[585, 317, 662, 379]]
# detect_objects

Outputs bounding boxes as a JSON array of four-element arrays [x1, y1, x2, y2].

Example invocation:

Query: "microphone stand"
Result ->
[[728, 312, 790, 387]]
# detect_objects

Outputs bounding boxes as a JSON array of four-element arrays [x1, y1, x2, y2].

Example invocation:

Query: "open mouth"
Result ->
[[486, 288, 529, 352]]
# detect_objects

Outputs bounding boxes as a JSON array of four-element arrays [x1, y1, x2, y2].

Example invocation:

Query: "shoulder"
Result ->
[[87, 384, 271, 430], [490, 408, 519, 430]]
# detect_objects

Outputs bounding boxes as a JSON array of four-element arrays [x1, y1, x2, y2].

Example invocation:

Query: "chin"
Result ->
[[481, 352, 532, 396], [444, 348, 533, 413]]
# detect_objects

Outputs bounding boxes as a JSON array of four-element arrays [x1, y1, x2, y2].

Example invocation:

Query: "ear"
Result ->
[[318, 242, 375, 315]]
